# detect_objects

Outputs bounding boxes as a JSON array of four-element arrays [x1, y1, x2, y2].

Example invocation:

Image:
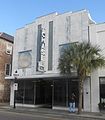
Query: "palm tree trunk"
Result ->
[[78, 79, 84, 114]]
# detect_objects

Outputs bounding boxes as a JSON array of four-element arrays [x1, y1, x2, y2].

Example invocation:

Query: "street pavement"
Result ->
[[0, 104, 105, 120]]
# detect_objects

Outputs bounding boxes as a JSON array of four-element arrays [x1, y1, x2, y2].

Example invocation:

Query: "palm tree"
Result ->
[[58, 42, 105, 114]]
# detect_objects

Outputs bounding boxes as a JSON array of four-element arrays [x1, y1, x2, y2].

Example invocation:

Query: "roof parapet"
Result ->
[[0, 32, 14, 43]]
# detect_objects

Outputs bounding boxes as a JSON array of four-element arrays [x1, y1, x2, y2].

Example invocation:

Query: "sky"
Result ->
[[0, 0, 105, 36]]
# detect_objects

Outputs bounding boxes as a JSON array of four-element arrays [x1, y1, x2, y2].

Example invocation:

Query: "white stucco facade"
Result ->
[[7, 9, 105, 112], [12, 10, 91, 75]]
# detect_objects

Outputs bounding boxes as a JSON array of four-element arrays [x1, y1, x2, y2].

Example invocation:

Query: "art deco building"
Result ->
[[6, 9, 105, 112]]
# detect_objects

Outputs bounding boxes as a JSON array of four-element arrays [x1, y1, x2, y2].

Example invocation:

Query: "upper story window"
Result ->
[[6, 44, 12, 55], [48, 21, 53, 71], [5, 64, 11, 76], [36, 24, 42, 71], [59, 42, 78, 56], [59, 43, 70, 56], [59, 42, 78, 73]]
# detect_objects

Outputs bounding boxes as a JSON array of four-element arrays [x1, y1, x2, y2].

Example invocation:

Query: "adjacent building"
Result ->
[[0, 32, 13, 102], [6, 9, 105, 112]]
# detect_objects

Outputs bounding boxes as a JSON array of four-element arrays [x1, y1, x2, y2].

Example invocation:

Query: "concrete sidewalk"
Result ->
[[0, 104, 105, 120]]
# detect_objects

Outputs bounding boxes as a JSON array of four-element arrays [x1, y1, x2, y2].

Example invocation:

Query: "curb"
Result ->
[[0, 106, 105, 119]]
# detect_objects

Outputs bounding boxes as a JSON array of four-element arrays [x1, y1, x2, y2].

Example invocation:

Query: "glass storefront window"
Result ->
[[54, 80, 66, 106], [16, 80, 34, 104], [35, 80, 52, 107], [16, 79, 79, 108], [16, 81, 24, 103], [68, 79, 79, 107], [100, 78, 105, 103], [24, 81, 34, 104]]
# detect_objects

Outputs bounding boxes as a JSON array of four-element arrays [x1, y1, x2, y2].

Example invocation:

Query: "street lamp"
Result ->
[[13, 70, 19, 109]]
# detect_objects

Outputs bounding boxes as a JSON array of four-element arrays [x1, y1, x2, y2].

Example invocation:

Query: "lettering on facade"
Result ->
[[38, 28, 45, 72]]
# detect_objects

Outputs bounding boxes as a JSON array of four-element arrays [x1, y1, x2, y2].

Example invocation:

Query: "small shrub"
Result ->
[[98, 102, 105, 110]]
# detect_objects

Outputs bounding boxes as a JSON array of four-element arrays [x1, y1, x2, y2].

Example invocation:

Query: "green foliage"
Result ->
[[58, 41, 105, 113], [58, 42, 105, 77]]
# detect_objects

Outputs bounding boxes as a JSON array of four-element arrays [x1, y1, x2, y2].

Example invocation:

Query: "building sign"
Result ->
[[38, 28, 45, 72], [18, 50, 32, 68]]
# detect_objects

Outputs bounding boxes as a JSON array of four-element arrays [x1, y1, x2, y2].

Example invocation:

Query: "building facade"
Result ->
[[0, 32, 13, 102], [6, 9, 105, 112]]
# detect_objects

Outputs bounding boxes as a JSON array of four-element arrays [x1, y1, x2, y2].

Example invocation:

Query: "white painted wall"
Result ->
[[90, 23, 105, 76], [90, 70, 100, 112], [12, 10, 90, 76], [89, 23, 105, 112], [96, 23, 105, 76], [53, 10, 90, 72], [11, 10, 98, 112], [10, 81, 14, 106], [84, 78, 91, 111]]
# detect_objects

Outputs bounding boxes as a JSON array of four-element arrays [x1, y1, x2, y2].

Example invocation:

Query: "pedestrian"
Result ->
[[69, 93, 76, 113]]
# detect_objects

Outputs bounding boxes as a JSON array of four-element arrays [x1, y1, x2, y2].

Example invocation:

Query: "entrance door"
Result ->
[[35, 80, 53, 108], [68, 79, 79, 108], [54, 80, 66, 106]]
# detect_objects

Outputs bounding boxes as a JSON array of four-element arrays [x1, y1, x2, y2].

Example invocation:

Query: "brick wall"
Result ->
[[0, 38, 13, 102]]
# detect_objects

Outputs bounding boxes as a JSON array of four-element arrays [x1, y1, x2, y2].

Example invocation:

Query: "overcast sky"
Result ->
[[0, 0, 105, 36]]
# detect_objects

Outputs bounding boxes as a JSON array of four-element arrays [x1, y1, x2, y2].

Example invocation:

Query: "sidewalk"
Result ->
[[0, 104, 105, 120]]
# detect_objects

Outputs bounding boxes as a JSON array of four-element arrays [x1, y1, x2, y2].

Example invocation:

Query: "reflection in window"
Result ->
[[59, 43, 70, 56], [16, 81, 34, 104], [54, 80, 66, 106], [100, 78, 105, 103], [48, 21, 53, 70]]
